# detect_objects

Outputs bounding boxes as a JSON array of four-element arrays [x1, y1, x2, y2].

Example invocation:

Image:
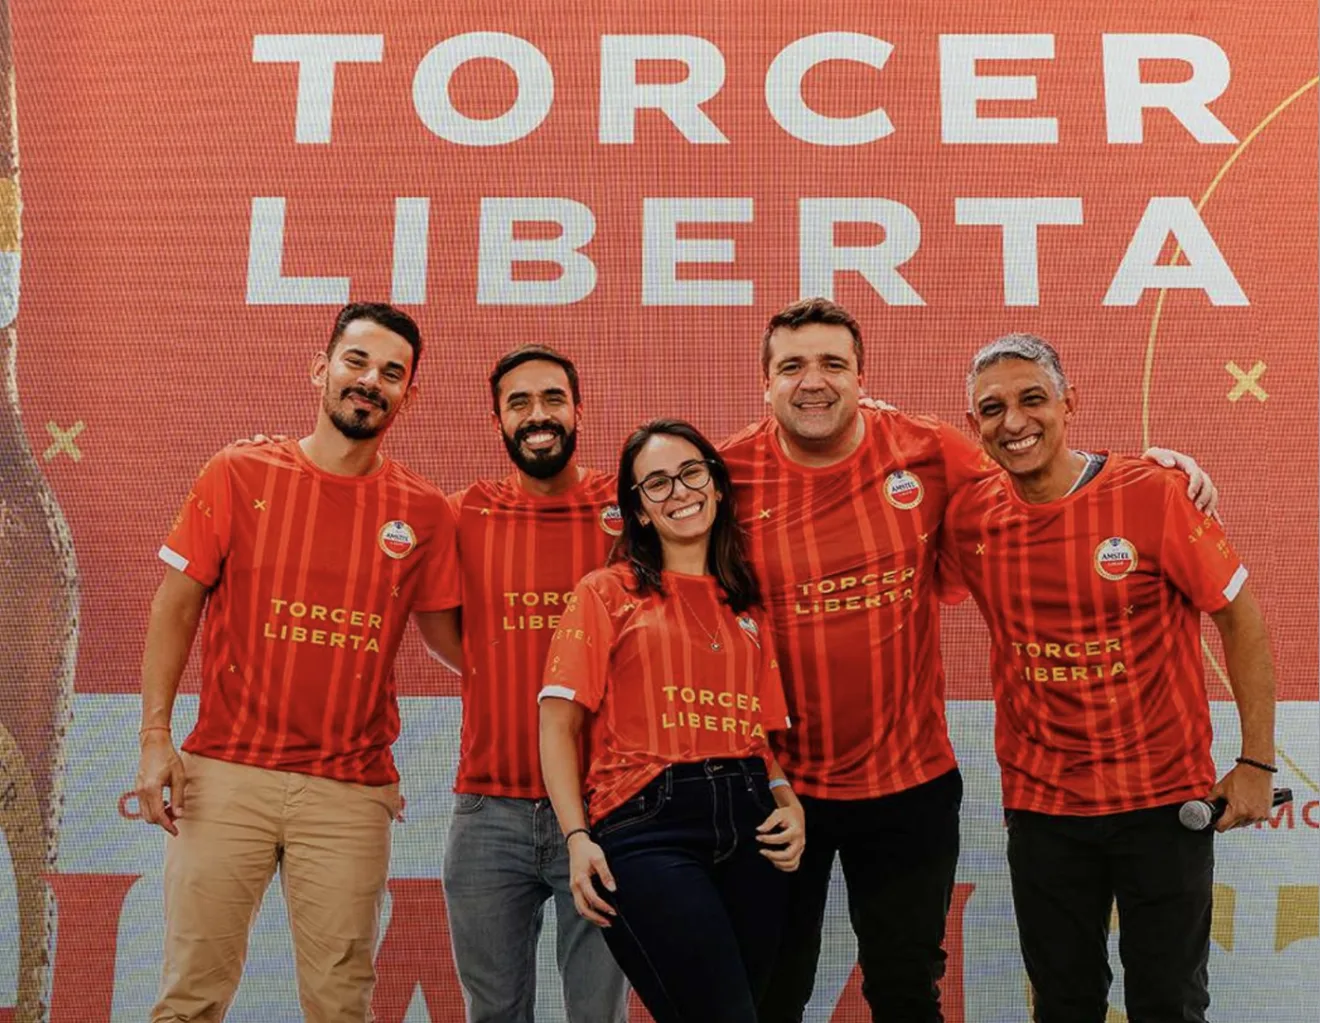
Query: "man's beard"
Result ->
[[503, 420, 577, 480], [326, 385, 389, 440]]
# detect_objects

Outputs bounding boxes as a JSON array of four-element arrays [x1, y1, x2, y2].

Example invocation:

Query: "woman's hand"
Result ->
[[756, 802, 806, 872], [567, 833, 618, 926]]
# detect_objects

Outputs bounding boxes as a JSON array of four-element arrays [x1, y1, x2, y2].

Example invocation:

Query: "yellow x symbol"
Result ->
[[1225, 361, 1268, 403], [975, 543, 986, 555], [253, 499, 267, 511], [918, 533, 928, 544], [43, 420, 85, 462], [758, 508, 773, 520]]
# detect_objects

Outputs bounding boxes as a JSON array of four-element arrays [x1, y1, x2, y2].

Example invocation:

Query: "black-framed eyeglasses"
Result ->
[[633, 460, 714, 503]]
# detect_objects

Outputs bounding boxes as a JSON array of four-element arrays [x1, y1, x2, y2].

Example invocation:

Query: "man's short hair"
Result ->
[[966, 333, 1069, 405], [489, 344, 582, 414], [760, 297, 864, 376], [327, 303, 423, 380]]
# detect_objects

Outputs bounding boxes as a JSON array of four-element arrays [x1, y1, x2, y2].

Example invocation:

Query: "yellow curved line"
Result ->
[[1202, 648, 1316, 792], [1136, 77, 1318, 719], [1279, 749, 1319, 794], [1141, 76, 1319, 448]]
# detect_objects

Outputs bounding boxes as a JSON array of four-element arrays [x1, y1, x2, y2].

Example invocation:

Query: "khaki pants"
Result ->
[[152, 752, 400, 1023]]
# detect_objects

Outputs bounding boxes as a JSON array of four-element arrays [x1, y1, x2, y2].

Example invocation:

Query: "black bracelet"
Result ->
[[563, 827, 591, 843], [1236, 756, 1278, 774]]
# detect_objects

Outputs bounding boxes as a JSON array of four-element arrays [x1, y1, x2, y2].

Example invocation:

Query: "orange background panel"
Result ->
[[5, 0, 1315, 699]]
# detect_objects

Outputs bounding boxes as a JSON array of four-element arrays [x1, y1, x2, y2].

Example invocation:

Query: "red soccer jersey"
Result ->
[[160, 440, 461, 785], [941, 455, 1247, 815], [450, 469, 620, 797], [719, 409, 994, 800], [540, 564, 790, 823]]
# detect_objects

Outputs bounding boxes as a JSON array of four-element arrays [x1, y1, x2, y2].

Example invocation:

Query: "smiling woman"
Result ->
[[537, 419, 806, 1023]]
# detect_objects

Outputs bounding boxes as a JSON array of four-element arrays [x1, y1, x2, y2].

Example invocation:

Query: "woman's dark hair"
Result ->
[[612, 419, 762, 613]]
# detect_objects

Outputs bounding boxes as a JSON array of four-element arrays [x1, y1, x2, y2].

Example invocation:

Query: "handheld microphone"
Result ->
[[1178, 788, 1292, 831]]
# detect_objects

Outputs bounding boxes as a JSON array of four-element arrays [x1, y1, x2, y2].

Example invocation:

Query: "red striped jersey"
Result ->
[[541, 564, 790, 823], [160, 440, 461, 785], [449, 469, 619, 798], [719, 409, 994, 799], [941, 455, 1247, 815]]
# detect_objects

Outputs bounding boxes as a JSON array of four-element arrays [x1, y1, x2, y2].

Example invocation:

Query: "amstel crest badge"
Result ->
[[378, 520, 417, 559], [883, 470, 924, 510], [599, 504, 624, 536], [1094, 537, 1137, 581]]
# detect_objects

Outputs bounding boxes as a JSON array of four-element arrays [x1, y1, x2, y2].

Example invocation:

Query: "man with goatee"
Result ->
[[442, 345, 629, 1023], [135, 304, 463, 1022]]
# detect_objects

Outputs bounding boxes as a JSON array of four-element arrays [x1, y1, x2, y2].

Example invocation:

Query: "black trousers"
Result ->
[[758, 769, 963, 1023], [593, 757, 788, 1023], [1006, 805, 1215, 1023]]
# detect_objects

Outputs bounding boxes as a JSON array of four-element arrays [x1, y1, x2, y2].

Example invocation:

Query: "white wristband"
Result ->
[[768, 778, 791, 791]]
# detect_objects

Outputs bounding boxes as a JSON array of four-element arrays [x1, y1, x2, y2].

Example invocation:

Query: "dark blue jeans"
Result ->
[[592, 757, 789, 1023]]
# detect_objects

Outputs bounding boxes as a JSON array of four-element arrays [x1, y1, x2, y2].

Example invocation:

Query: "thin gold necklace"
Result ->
[[674, 586, 724, 652]]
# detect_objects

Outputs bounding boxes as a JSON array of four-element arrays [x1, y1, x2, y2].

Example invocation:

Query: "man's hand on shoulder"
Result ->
[[1142, 447, 1218, 517], [232, 433, 288, 448]]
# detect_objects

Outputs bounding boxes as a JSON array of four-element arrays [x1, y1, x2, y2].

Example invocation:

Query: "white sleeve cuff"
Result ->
[[538, 684, 578, 704], [1222, 564, 1248, 603], [158, 545, 189, 572]]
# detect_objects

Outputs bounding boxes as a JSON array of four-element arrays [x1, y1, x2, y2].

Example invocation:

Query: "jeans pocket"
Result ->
[[453, 792, 486, 815], [596, 785, 666, 837], [748, 778, 776, 815]]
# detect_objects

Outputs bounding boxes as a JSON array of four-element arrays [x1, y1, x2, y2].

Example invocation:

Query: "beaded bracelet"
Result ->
[[1236, 756, 1278, 774]]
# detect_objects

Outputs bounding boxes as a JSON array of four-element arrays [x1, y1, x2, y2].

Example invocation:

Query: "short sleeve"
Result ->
[[939, 421, 997, 494], [159, 450, 233, 587], [413, 494, 463, 612], [1158, 478, 1247, 614], [934, 547, 971, 606], [540, 580, 616, 712], [756, 616, 791, 733], [934, 490, 973, 606]]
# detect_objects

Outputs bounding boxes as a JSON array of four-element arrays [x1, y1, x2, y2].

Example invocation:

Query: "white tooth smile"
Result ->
[[668, 503, 703, 520], [1004, 435, 1040, 452]]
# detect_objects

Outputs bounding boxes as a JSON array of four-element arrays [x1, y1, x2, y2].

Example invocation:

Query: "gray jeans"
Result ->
[[442, 793, 629, 1023]]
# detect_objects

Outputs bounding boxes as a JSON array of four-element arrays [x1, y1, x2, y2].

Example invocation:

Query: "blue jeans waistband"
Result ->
[[659, 756, 767, 785]]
